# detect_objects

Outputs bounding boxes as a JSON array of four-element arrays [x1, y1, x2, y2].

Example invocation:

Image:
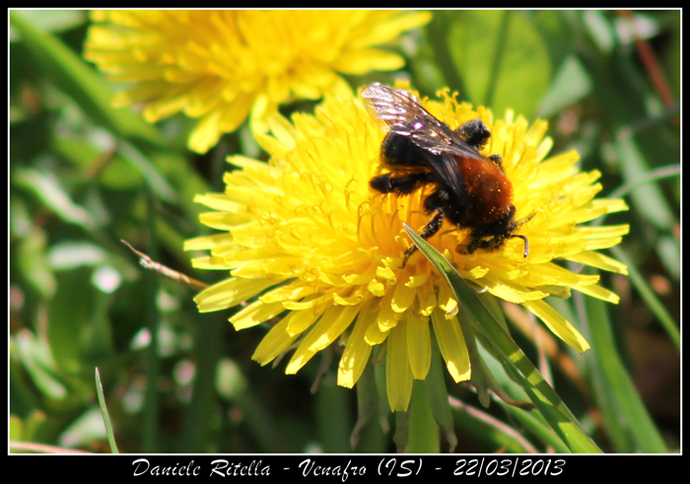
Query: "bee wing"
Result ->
[[361, 83, 483, 160], [421, 151, 467, 201]]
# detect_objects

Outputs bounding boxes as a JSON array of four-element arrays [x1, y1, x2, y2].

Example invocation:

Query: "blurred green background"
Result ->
[[9, 10, 679, 453]]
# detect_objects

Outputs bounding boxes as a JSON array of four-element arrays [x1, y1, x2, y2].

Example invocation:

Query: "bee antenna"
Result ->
[[513, 235, 529, 258]]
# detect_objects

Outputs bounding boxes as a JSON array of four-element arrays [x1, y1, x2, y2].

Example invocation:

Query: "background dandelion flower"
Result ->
[[185, 85, 629, 411], [84, 10, 431, 153]]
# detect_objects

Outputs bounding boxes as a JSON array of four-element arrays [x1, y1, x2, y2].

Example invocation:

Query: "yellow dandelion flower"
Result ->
[[83, 10, 431, 153], [184, 84, 629, 412]]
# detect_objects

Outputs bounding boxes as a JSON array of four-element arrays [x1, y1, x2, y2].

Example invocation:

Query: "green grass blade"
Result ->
[[611, 246, 679, 350], [94, 367, 119, 454]]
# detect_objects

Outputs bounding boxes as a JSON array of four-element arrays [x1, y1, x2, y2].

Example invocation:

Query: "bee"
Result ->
[[361, 83, 529, 266]]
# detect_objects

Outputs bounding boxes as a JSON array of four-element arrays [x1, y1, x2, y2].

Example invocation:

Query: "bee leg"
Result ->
[[463, 233, 529, 257], [462, 234, 489, 255], [370, 172, 435, 196], [401, 209, 444, 267]]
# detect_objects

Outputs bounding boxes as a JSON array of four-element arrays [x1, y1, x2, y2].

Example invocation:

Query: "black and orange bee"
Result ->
[[361, 83, 529, 266]]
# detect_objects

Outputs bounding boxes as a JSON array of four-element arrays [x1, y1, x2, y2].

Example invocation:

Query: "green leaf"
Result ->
[[14, 168, 97, 231], [14, 330, 68, 401], [445, 10, 551, 118], [582, 294, 669, 452], [538, 56, 593, 118], [404, 224, 601, 453]]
